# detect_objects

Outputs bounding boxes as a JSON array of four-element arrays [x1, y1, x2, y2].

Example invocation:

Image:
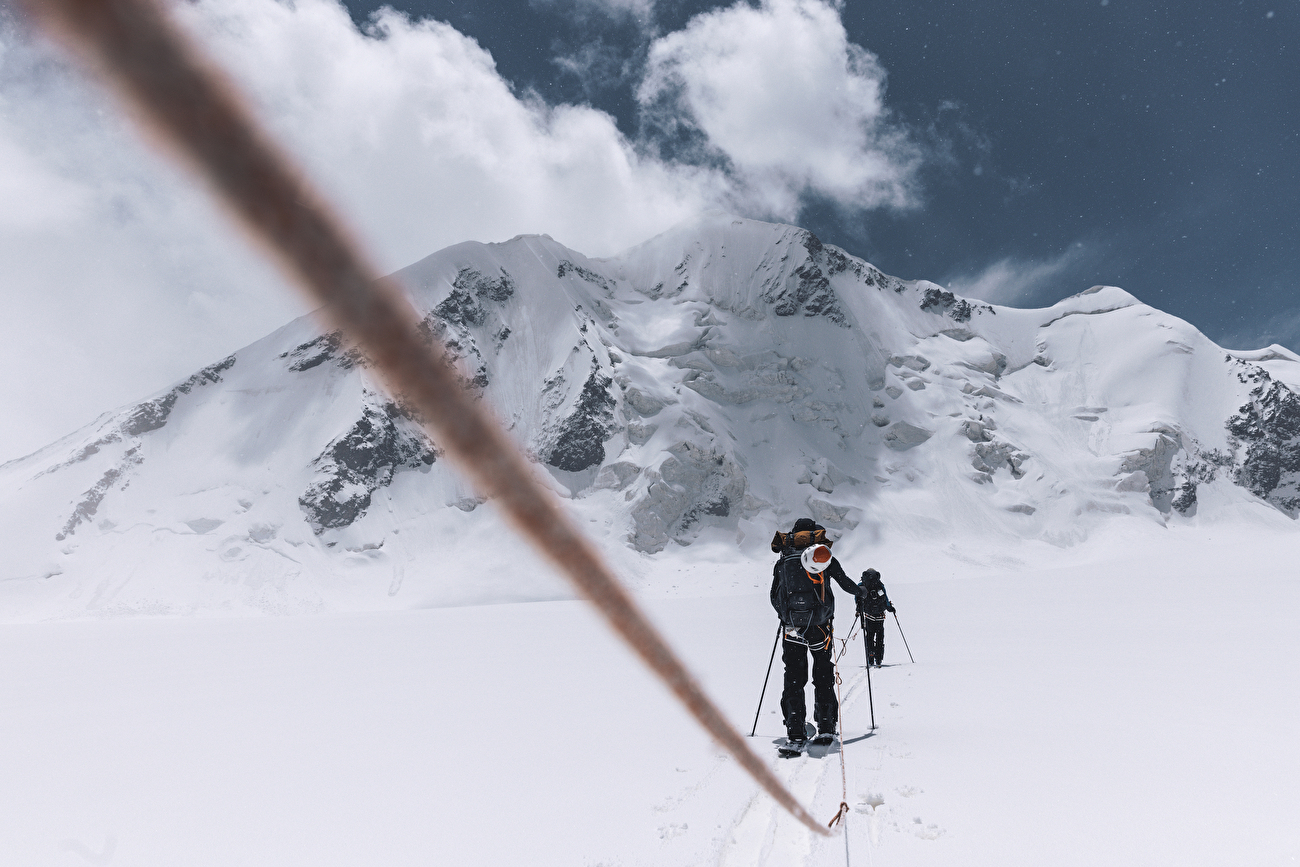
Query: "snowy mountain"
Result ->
[[2, 213, 1298, 620]]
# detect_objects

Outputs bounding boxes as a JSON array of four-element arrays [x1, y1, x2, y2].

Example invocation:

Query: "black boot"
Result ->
[[784, 713, 808, 745], [814, 702, 838, 737], [780, 691, 808, 743]]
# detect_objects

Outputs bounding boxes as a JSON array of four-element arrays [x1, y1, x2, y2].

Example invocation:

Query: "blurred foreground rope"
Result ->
[[16, 0, 833, 837]]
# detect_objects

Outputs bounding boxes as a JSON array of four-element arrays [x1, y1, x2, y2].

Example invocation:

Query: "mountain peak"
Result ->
[[1, 218, 1296, 620]]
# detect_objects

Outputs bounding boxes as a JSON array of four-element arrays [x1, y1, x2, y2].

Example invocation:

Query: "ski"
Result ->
[[777, 738, 807, 758]]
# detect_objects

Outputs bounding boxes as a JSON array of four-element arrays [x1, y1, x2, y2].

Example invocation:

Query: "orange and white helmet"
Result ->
[[801, 544, 832, 573]]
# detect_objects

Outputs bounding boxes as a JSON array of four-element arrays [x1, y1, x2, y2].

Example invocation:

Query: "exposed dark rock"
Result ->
[[280, 333, 360, 372], [758, 232, 850, 325], [557, 261, 615, 295], [459, 266, 515, 303], [1165, 450, 1232, 516], [416, 270, 515, 391], [547, 370, 617, 472], [434, 289, 488, 328], [1226, 364, 1300, 516], [427, 267, 516, 331], [122, 355, 236, 436], [56, 447, 142, 540], [34, 431, 124, 479], [299, 401, 437, 534], [40, 356, 234, 487], [820, 244, 866, 280], [770, 263, 848, 324], [919, 287, 976, 322]]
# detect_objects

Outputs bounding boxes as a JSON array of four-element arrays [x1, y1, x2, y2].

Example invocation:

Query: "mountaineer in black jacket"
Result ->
[[856, 568, 896, 667], [769, 518, 861, 746]]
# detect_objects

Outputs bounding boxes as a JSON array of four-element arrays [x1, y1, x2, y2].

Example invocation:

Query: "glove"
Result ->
[[887, 605, 896, 613]]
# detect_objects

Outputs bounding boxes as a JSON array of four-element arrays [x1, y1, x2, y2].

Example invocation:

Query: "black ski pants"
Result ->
[[779, 624, 837, 735], [864, 614, 885, 664]]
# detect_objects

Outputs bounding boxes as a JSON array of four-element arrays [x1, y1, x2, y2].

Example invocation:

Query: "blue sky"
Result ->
[[0, 0, 1295, 460], [343, 0, 1298, 350]]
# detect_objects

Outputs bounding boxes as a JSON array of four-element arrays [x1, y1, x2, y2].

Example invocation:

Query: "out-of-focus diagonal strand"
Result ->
[[16, 0, 833, 838]]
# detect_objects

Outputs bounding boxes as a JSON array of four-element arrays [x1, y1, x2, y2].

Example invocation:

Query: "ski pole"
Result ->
[[861, 614, 876, 730], [750, 623, 782, 737], [893, 611, 915, 663]]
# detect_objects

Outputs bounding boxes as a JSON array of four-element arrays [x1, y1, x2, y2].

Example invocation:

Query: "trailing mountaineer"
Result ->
[[857, 568, 896, 667], [769, 517, 862, 755]]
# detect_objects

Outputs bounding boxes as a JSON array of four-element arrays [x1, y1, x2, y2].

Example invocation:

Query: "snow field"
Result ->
[[2, 521, 1297, 866]]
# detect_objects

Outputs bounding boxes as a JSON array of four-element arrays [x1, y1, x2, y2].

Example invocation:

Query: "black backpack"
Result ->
[[858, 582, 889, 617], [774, 548, 831, 628]]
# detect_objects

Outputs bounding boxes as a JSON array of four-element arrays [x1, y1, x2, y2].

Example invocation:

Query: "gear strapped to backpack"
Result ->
[[769, 527, 830, 553], [774, 547, 832, 628]]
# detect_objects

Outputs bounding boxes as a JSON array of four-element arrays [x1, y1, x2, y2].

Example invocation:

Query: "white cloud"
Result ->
[[0, 0, 923, 461], [0, 26, 302, 462], [173, 0, 721, 266], [638, 0, 922, 218], [533, 0, 657, 21], [0, 0, 719, 461], [946, 247, 1087, 306]]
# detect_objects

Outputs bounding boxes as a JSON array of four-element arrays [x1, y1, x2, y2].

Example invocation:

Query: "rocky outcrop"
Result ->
[[547, 370, 617, 472], [557, 260, 615, 296], [122, 356, 237, 437], [1226, 362, 1300, 516], [45, 356, 238, 531], [280, 333, 360, 373], [416, 268, 516, 391], [55, 447, 143, 540], [299, 400, 437, 534], [760, 232, 850, 326]]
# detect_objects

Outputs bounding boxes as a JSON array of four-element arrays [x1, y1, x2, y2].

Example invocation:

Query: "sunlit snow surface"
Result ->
[[0, 215, 1297, 863], [1, 524, 1296, 865]]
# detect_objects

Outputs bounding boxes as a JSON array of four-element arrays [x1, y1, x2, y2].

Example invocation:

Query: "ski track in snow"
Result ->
[[2, 528, 1299, 866], [721, 659, 932, 867]]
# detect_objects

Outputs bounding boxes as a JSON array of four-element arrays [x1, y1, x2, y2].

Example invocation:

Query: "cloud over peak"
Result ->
[[0, 0, 926, 460], [638, 0, 922, 218]]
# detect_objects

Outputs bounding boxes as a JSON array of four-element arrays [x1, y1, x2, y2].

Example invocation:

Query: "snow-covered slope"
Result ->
[[2, 213, 1297, 619]]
